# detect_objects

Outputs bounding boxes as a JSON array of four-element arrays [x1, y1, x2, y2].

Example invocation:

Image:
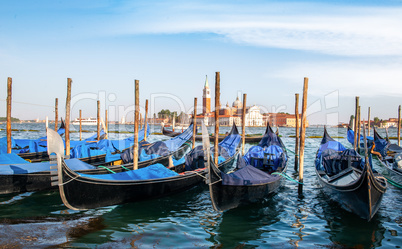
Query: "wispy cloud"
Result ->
[[271, 59, 402, 97], [111, 1, 402, 56]]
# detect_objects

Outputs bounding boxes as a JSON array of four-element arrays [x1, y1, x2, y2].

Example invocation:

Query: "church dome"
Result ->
[[232, 96, 242, 108]]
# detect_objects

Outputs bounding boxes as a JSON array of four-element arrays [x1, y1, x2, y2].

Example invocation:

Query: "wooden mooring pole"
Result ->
[[54, 98, 58, 130], [65, 78, 72, 156], [298, 77, 308, 195], [367, 107, 371, 137], [294, 93, 300, 171], [192, 98, 197, 149], [133, 80, 140, 170], [105, 109, 108, 139], [398, 105, 401, 146], [353, 96, 359, 151], [214, 72, 220, 165], [144, 99, 149, 141], [241, 93, 247, 155], [357, 105, 361, 152], [79, 110, 82, 141], [97, 100, 100, 141], [6, 77, 12, 154]]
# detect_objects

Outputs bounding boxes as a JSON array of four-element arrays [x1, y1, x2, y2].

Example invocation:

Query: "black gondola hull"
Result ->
[[316, 169, 386, 220], [209, 165, 283, 211], [0, 143, 191, 195], [60, 162, 206, 210]]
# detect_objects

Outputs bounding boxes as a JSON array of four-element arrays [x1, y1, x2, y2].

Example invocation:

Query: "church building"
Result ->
[[197, 76, 264, 127]]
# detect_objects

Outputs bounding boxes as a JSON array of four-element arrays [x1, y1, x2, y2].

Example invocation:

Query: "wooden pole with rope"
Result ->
[[241, 93, 247, 155], [6, 77, 12, 154], [192, 98, 197, 149], [298, 77, 308, 195], [214, 72, 220, 165], [294, 93, 300, 171], [133, 80, 140, 170]]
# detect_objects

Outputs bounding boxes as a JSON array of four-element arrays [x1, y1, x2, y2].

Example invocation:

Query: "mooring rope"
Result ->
[[272, 172, 303, 184], [97, 166, 116, 174], [285, 148, 297, 155]]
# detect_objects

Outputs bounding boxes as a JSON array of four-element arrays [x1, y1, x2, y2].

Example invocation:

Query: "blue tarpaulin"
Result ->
[[77, 163, 178, 181], [0, 158, 96, 175]]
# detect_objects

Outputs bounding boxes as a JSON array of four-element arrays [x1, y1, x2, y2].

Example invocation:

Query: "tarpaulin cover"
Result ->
[[120, 124, 193, 164], [243, 145, 285, 171], [0, 158, 96, 175], [221, 164, 279, 186], [184, 145, 227, 171], [0, 153, 29, 164], [77, 163, 178, 181], [184, 124, 240, 171], [0, 137, 15, 154], [347, 127, 374, 148], [373, 130, 391, 157], [110, 124, 149, 151], [0, 124, 66, 154]]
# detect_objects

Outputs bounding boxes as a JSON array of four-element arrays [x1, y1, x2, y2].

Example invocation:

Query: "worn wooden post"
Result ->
[[144, 99, 149, 141], [172, 113, 175, 132], [298, 77, 308, 195], [367, 107, 371, 137], [97, 100, 101, 141], [214, 72, 220, 165], [65, 78, 72, 156], [54, 98, 58, 130], [6, 77, 12, 154], [105, 109, 108, 139], [357, 106, 361, 152], [133, 80, 140, 170], [192, 98, 197, 149], [294, 93, 300, 171], [241, 94, 247, 155], [79, 110, 82, 141], [398, 105, 401, 146], [353, 97, 359, 151]]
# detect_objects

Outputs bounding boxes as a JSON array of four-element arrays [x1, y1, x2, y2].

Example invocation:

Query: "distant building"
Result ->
[[202, 75, 211, 114], [382, 118, 398, 128], [197, 79, 264, 126], [263, 113, 308, 127]]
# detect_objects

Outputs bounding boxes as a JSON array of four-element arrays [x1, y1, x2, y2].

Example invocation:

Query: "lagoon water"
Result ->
[[0, 123, 401, 248]]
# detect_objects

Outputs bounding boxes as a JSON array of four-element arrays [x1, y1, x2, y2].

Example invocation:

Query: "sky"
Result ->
[[1, 0, 402, 125]]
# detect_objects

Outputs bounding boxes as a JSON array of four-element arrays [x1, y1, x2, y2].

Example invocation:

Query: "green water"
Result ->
[[0, 125, 401, 248]]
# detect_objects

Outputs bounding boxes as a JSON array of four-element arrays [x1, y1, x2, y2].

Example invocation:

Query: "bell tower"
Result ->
[[202, 75, 211, 114]]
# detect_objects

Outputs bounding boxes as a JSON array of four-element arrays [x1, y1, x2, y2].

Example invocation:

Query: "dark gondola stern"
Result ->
[[364, 159, 387, 221]]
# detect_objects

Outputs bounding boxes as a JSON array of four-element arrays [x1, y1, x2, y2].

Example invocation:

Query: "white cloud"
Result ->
[[271, 59, 402, 97], [112, 2, 402, 56]]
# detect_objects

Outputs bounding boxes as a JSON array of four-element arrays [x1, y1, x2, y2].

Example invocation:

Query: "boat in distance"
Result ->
[[71, 117, 97, 126]]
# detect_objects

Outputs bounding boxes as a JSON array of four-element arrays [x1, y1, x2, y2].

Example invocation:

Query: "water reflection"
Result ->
[[211, 194, 283, 248], [317, 192, 386, 248]]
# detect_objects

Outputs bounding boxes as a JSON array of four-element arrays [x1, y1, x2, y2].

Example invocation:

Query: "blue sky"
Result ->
[[1, 0, 402, 125]]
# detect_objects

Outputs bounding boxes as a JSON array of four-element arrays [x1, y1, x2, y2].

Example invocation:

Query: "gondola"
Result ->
[[373, 127, 402, 188], [346, 126, 374, 153], [0, 125, 192, 195], [50, 122, 239, 210], [162, 125, 263, 143], [207, 123, 288, 212], [315, 127, 387, 221]]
